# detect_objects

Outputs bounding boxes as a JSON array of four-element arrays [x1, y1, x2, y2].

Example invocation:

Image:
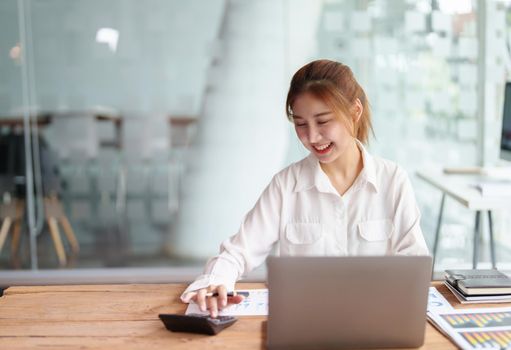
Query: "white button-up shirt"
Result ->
[[181, 142, 429, 298]]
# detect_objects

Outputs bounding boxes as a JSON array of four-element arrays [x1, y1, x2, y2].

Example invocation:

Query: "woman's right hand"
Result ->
[[181, 284, 245, 318]]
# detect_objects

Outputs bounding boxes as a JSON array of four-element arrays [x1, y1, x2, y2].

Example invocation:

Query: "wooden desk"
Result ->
[[0, 111, 123, 149], [0, 282, 493, 349], [0, 114, 52, 128]]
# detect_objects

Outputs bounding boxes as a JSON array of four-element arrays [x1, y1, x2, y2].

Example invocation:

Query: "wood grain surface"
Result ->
[[0, 281, 502, 349]]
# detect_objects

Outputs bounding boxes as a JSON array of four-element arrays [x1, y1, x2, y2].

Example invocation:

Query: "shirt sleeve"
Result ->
[[180, 175, 283, 301], [391, 168, 430, 256]]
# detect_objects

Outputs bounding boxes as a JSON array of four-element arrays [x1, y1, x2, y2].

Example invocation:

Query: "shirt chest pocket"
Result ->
[[284, 223, 324, 255], [356, 219, 393, 255]]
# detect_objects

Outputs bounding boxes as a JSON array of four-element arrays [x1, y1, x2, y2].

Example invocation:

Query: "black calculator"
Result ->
[[159, 313, 238, 335]]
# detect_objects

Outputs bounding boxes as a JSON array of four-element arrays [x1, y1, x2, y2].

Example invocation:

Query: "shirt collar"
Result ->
[[293, 140, 379, 194]]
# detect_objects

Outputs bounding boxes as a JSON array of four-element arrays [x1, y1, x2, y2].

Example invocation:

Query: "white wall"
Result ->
[[171, 0, 322, 259]]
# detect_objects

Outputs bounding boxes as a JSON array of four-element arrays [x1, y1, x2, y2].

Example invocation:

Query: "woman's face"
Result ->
[[291, 92, 356, 164]]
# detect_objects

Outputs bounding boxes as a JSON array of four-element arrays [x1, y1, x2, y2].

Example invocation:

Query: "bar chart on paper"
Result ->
[[460, 330, 511, 349], [441, 312, 511, 329], [428, 308, 511, 349]]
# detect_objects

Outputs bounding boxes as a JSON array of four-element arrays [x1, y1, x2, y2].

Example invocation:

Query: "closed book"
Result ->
[[444, 280, 511, 304], [445, 269, 511, 296]]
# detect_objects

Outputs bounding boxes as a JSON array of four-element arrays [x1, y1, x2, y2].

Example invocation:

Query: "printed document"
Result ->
[[186, 289, 268, 316], [428, 286, 453, 312], [428, 306, 511, 349], [186, 287, 451, 317]]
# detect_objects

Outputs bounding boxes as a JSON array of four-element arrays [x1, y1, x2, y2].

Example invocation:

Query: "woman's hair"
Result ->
[[285, 59, 374, 144]]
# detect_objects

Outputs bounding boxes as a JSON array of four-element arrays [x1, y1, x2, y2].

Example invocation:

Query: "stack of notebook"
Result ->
[[444, 269, 511, 304]]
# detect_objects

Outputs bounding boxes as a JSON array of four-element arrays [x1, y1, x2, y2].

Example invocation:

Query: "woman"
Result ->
[[181, 59, 429, 317]]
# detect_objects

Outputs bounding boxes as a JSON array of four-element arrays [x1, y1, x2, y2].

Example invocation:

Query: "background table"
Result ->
[[417, 170, 511, 270], [0, 282, 494, 349]]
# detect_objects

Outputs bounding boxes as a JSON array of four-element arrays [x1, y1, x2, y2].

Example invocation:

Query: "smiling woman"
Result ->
[[180, 59, 430, 318], [286, 60, 373, 145], [291, 93, 358, 168], [285, 61, 371, 196]]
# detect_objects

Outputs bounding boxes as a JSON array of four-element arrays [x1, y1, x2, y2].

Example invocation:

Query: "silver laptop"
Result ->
[[267, 256, 432, 349]]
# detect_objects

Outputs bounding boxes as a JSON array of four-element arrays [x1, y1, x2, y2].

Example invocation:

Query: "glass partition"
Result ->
[[316, 0, 481, 269], [1, 0, 510, 277], [0, 0, 37, 270]]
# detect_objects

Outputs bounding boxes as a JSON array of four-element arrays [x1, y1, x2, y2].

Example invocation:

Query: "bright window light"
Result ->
[[95, 27, 119, 52], [438, 0, 472, 14]]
